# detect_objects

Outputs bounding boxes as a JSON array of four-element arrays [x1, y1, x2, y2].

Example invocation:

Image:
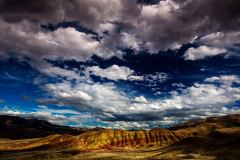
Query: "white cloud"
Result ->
[[38, 105, 48, 109], [205, 75, 240, 85], [84, 65, 169, 83], [55, 67, 167, 97], [42, 75, 240, 125], [184, 46, 227, 60], [199, 32, 240, 48], [46, 82, 93, 101], [85, 64, 143, 81], [140, 0, 179, 20], [40, 65, 81, 81], [110, 121, 150, 129], [189, 31, 240, 59], [36, 105, 82, 115], [172, 83, 185, 88], [0, 20, 104, 61], [44, 81, 129, 114], [134, 96, 148, 103]]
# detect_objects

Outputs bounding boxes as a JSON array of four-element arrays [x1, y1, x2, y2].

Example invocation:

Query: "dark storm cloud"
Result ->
[[134, 0, 240, 51], [0, 0, 65, 24], [178, 0, 240, 31], [0, 0, 140, 29], [0, 0, 142, 64], [137, 0, 161, 5], [0, 0, 239, 60]]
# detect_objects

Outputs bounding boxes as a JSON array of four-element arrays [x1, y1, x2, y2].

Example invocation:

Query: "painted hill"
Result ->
[[0, 128, 193, 151], [75, 128, 193, 150], [0, 114, 239, 152]]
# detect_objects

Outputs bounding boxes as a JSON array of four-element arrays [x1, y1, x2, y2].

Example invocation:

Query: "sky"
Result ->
[[0, 0, 240, 129]]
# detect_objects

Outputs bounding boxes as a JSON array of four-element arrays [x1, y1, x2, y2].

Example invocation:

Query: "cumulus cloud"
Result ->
[[205, 75, 240, 86], [133, 96, 148, 103], [46, 83, 93, 101], [188, 31, 240, 59], [184, 46, 227, 60], [40, 75, 240, 125], [43, 81, 129, 114], [0, 22, 103, 61], [83, 65, 169, 84], [85, 64, 143, 81]]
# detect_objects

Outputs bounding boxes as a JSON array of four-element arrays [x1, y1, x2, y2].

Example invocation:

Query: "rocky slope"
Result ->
[[75, 128, 193, 149], [0, 129, 193, 151]]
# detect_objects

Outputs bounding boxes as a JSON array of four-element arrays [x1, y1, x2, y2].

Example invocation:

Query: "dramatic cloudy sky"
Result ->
[[0, 0, 240, 129]]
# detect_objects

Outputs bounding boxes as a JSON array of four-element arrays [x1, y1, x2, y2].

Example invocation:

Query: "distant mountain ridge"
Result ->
[[0, 115, 90, 139]]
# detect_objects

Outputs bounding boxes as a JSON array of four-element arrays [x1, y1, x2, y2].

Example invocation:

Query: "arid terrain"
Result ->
[[0, 114, 239, 160]]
